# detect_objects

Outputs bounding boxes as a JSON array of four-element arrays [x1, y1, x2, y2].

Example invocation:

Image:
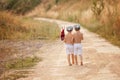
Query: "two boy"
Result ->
[[64, 25, 83, 66]]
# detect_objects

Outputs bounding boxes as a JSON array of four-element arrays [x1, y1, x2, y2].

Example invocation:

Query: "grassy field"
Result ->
[[0, 56, 41, 80], [0, 0, 41, 14], [6, 56, 41, 70], [0, 11, 60, 40], [82, 20, 120, 47], [22, 17, 60, 40]]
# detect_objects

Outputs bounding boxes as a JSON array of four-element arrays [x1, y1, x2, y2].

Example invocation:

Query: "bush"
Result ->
[[0, 11, 27, 39], [0, 0, 41, 14], [23, 17, 60, 40], [0, 11, 60, 40]]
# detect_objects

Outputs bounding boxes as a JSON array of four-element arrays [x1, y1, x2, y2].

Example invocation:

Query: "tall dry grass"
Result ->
[[22, 17, 60, 40], [83, 0, 120, 47], [0, 11, 60, 40], [0, 11, 27, 39], [26, 0, 120, 47]]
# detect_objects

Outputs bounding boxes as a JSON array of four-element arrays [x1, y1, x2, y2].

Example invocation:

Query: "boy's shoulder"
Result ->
[[73, 32, 83, 36], [78, 31, 83, 34], [66, 33, 73, 37], [67, 33, 73, 35]]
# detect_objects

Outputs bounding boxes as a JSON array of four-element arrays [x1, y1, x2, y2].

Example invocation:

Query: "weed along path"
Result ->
[[18, 18, 120, 80]]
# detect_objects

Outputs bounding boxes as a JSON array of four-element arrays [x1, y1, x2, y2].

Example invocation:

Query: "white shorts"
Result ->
[[65, 44, 74, 54], [74, 43, 82, 55]]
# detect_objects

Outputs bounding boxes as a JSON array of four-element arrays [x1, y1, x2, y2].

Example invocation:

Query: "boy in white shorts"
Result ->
[[73, 25, 84, 66], [64, 26, 74, 66]]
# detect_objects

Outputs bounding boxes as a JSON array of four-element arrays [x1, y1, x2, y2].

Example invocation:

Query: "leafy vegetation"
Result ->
[[0, 0, 41, 14], [0, 56, 41, 80], [0, 11, 27, 40], [6, 56, 41, 69], [85, 0, 120, 47], [91, 0, 104, 18], [1, 71, 28, 80]]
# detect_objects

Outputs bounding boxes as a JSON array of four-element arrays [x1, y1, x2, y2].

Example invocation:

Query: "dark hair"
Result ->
[[74, 25, 80, 31]]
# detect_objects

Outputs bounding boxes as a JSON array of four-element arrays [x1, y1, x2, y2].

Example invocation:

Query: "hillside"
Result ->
[[0, 0, 120, 46], [0, 0, 60, 40], [0, 0, 41, 14], [27, 0, 120, 47]]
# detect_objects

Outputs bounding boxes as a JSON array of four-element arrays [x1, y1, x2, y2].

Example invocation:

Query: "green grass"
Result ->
[[2, 71, 28, 80], [0, 56, 41, 80], [5, 56, 41, 69], [0, 70, 31, 80]]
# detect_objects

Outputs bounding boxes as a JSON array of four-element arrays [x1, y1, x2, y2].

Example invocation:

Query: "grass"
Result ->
[[0, 0, 41, 14], [5, 57, 41, 70], [44, 0, 120, 47], [82, 20, 120, 47], [0, 56, 41, 80], [22, 17, 60, 40], [5, 56, 41, 69], [0, 11, 27, 40], [0, 11, 60, 79], [1, 71, 30, 80], [23, 0, 120, 47], [0, 11, 60, 40]]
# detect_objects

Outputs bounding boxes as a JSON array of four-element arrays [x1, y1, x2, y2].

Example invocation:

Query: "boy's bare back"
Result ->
[[64, 33, 74, 44], [73, 31, 83, 43]]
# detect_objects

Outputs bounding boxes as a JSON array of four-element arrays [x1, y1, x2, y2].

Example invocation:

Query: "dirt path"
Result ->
[[18, 18, 120, 80]]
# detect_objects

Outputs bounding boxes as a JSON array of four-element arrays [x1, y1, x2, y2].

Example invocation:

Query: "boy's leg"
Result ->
[[79, 55, 83, 66], [67, 54, 72, 66], [71, 54, 74, 64], [74, 55, 78, 65]]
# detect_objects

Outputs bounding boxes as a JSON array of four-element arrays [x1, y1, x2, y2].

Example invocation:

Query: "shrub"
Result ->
[[0, 11, 60, 40], [0, 0, 41, 14], [0, 11, 27, 39]]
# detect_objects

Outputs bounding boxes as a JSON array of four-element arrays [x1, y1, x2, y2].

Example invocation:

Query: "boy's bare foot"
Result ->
[[81, 62, 83, 66], [69, 64, 72, 66], [72, 62, 74, 64], [75, 63, 78, 65]]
